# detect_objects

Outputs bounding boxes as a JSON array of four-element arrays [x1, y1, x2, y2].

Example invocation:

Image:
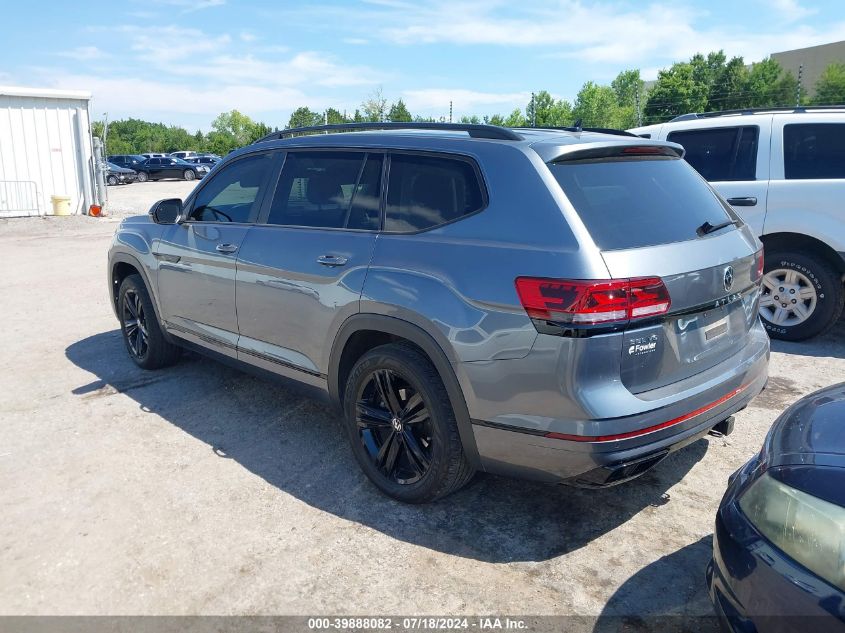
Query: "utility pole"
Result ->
[[449, 101, 453, 123], [635, 89, 642, 127], [796, 64, 804, 106], [102, 112, 109, 157], [531, 92, 536, 126]]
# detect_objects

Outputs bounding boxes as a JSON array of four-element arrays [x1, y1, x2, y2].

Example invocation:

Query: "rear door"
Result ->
[[663, 121, 770, 236], [548, 150, 762, 393], [234, 150, 382, 375]]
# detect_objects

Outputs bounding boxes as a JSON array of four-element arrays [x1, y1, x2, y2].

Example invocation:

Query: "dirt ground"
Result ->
[[1, 185, 843, 628]]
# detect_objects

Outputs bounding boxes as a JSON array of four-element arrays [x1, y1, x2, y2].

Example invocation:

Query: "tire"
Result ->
[[343, 343, 475, 503], [118, 274, 180, 370], [106, 175, 118, 186], [184, 170, 196, 181], [137, 172, 149, 183], [759, 249, 844, 341]]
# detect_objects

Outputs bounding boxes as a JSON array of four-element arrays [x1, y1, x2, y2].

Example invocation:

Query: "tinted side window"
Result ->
[[784, 123, 845, 180], [667, 126, 758, 181], [149, 158, 160, 165], [385, 154, 484, 232], [188, 153, 274, 223], [267, 152, 383, 230]]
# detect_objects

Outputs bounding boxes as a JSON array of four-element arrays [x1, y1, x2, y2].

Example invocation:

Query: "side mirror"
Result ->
[[149, 198, 182, 225]]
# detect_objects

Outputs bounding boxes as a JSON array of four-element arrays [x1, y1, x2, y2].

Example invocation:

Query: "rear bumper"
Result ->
[[467, 322, 769, 484], [708, 464, 845, 631]]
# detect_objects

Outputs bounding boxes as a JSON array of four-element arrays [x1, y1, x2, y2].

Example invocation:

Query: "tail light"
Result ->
[[515, 277, 671, 328], [753, 246, 765, 281]]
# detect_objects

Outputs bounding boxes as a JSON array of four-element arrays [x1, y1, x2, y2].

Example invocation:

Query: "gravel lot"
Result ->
[[1, 184, 843, 628]]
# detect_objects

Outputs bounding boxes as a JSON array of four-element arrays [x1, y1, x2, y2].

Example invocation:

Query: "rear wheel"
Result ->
[[343, 343, 474, 503], [118, 274, 180, 369], [759, 249, 843, 341], [137, 171, 149, 182], [184, 169, 196, 181]]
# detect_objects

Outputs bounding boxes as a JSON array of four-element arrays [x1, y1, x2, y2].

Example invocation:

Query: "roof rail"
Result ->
[[514, 126, 639, 137], [254, 122, 523, 144], [670, 105, 845, 122]]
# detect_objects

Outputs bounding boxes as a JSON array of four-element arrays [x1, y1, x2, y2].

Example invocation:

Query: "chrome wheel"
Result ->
[[184, 170, 196, 181], [356, 368, 433, 485], [760, 268, 817, 327], [122, 289, 149, 358]]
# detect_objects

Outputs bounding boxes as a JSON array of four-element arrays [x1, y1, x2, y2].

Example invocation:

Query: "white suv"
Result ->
[[631, 107, 845, 341]]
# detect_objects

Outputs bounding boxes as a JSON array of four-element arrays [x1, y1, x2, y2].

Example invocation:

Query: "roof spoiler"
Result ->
[[551, 144, 685, 163]]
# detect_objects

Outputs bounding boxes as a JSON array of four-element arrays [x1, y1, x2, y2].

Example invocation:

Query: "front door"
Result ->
[[235, 150, 383, 375], [154, 151, 278, 355]]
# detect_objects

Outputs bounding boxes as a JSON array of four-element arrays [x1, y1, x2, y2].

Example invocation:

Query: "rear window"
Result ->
[[784, 123, 845, 180], [549, 157, 734, 250]]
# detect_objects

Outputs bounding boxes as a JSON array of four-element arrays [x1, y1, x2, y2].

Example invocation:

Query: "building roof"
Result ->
[[0, 86, 91, 101]]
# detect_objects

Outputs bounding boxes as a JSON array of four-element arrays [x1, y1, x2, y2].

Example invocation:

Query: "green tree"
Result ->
[[459, 114, 481, 124], [814, 62, 845, 105], [211, 110, 260, 147], [746, 58, 798, 107], [525, 91, 572, 127], [387, 99, 412, 122], [572, 82, 621, 127], [325, 107, 348, 124], [610, 70, 645, 128], [644, 62, 709, 123], [708, 56, 750, 110], [287, 106, 323, 129], [503, 108, 526, 127]]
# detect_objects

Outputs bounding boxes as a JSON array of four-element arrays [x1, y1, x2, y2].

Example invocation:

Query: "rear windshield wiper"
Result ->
[[696, 219, 738, 237]]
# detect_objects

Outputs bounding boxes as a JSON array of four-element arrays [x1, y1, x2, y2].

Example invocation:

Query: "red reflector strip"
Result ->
[[545, 383, 750, 443]]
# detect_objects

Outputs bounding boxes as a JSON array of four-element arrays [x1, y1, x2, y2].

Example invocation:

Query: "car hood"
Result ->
[[763, 382, 845, 468]]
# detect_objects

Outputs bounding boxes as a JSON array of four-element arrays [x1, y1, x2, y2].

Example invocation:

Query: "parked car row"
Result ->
[[106, 152, 222, 184]]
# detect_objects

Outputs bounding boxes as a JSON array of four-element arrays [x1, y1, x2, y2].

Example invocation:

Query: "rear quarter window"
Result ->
[[549, 157, 734, 250], [384, 154, 485, 232], [783, 123, 845, 179]]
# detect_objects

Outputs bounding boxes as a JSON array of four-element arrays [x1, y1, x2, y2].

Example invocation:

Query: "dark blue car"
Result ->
[[709, 382, 845, 632]]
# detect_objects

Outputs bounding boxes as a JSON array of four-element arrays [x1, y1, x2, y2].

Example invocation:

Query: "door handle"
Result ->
[[316, 254, 348, 267], [216, 243, 239, 254], [726, 196, 757, 207]]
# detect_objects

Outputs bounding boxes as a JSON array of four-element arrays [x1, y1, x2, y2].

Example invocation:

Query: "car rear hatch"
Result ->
[[544, 143, 764, 394]]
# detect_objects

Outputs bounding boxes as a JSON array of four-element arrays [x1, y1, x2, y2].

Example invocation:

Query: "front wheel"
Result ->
[[137, 171, 149, 182], [759, 249, 844, 341], [343, 343, 474, 503], [184, 170, 196, 181], [118, 274, 180, 369], [106, 175, 118, 186]]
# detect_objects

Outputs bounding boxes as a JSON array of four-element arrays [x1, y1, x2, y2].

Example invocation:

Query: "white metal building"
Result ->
[[0, 86, 97, 217]]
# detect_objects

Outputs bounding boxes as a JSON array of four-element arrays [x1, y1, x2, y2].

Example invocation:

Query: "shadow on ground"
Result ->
[[67, 330, 710, 564], [770, 317, 845, 360], [594, 536, 719, 633]]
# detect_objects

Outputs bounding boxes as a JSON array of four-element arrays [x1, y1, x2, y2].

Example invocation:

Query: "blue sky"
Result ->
[[2, 0, 844, 131]]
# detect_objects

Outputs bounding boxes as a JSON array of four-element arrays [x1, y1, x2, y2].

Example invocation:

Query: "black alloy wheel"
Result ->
[[355, 368, 433, 484], [121, 288, 148, 360]]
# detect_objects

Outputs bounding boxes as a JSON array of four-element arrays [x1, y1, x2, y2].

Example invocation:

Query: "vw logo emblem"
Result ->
[[723, 266, 734, 292]]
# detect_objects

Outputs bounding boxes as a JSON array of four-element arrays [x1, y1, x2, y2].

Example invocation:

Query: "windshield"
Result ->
[[549, 157, 735, 250]]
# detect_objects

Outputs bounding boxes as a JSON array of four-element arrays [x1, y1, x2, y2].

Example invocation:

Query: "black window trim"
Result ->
[[381, 148, 490, 235], [181, 149, 281, 226], [247, 146, 490, 235], [667, 125, 760, 182], [255, 148, 386, 233]]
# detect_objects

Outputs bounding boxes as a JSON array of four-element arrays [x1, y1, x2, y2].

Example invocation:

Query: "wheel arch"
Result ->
[[761, 232, 845, 277], [328, 314, 481, 468], [109, 253, 164, 324]]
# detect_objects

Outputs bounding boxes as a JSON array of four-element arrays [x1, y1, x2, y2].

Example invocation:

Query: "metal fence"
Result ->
[[0, 180, 41, 217]]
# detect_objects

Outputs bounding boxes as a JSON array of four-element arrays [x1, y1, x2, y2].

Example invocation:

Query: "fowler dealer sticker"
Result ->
[[628, 334, 659, 356]]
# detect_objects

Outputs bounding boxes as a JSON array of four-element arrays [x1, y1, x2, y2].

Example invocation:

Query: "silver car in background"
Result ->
[[107, 122, 769, 503]]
